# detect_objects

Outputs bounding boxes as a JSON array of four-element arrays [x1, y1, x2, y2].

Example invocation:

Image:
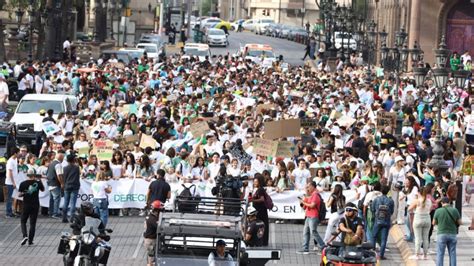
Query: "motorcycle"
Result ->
[[58, 217, 112, 266], [320, 232, 377, 266]]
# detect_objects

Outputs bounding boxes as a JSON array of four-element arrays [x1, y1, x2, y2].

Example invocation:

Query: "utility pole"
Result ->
[[187, 0, 192, 40]]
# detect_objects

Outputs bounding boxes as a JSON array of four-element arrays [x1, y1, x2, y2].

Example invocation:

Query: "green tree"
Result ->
[[202, 0, 212, 17]]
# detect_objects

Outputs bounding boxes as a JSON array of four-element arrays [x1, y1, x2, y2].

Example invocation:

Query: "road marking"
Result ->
[[270, 223, 277, 264], [132, 236, 144, 258], [0, 223, 20, 246]]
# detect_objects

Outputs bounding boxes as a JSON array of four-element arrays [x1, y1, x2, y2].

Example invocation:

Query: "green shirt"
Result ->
[[434, 206, 460, 235]]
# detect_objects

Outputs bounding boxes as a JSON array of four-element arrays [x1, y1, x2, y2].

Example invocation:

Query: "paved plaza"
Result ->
[[0, 202, 406, 265]]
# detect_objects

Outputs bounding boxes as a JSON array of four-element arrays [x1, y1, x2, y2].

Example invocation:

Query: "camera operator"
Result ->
[[212, 164, 244, 215]]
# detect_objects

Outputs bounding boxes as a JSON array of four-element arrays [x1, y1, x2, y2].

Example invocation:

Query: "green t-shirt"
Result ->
[[434, 206, 460, 235]]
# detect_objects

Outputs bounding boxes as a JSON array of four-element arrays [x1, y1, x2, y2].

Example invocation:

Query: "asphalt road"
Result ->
[[0, 202, 405, 266], [207, 31, 307, 66]]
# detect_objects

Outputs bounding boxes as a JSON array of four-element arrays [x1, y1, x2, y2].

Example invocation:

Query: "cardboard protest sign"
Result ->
[[274, 141, 297, 158], [110, 62, 125, 69], [376, 111, 397, 131], [253, 139, 276, 156], [289, 91, 305, 98], [337, 116, 356, 128], [140, 134, 158, 149], [78, 146, 90, 156], [166, 95, 178, 102], [256, 104, 276, 115], [189, 121, 210, 138], [264, 119, 301, 140], [120, 134, 140, 150], [300, 118, 318, 128], [42, 121, 61, 136], [91, 140, 114, 161], [197, 98, 212, 106]]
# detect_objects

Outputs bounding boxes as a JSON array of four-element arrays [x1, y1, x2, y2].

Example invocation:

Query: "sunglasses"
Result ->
[[345, 208, 357, 212]]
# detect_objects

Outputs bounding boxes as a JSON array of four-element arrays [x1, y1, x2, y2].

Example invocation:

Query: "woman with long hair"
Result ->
[[400, 175, 419, 242], [274, 169, 293, 192], [135, 155, 154, 182], [111, 151, 124, 180], [123, 153, 136, 178], [408, 186, 432, 260], [323, 184, 346, 243], [91, 169, 112, 227], [250, 174, 269, 246]]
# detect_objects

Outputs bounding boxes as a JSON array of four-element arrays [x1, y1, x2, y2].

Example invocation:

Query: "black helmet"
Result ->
[[80, 201, 94, 215]]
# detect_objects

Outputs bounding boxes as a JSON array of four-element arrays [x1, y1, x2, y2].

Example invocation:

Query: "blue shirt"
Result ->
[[422, 118, 434, 139]]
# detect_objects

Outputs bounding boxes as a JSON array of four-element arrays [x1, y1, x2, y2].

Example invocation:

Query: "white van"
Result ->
[[10, 94, 76, 132], [136, 43, 160, 60]]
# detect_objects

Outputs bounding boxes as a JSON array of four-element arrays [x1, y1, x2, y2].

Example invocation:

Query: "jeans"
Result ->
[[62, 190, 79, 220], [413, 213, 431, 255], [6, 184, 14, 216], [93, 198, 109, 227], [21, 205, 39, 243], [48, 187, 61, 217], [371, 222, 390, 257], [405, 210, 414, 241], [436, 234, 457, 266], [302, 217, 325, 251]]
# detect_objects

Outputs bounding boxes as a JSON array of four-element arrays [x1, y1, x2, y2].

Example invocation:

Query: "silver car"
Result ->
[[205, 28, 228, 47]]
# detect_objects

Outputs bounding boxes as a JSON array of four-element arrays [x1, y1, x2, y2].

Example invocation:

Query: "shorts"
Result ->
[[144, 238, 156, 263]]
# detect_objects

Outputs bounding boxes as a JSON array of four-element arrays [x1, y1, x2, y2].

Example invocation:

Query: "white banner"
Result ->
[[25, 179, 358, 220]]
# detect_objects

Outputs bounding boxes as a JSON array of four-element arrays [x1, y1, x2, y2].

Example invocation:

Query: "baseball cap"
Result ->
[[216, 240, 227, 246]]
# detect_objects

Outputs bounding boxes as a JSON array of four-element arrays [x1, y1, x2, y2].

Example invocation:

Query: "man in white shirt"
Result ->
[[461, 50, 471, 66], [63, 37, 71, 50], [13, 61, 22, 79], [5, 147, 19, 217], [208, 240, 234, 266], [0, 74, 9, 110], [292, 159, 311, 190], [207, 153, 222, 180], [251, 155, 269, 174]]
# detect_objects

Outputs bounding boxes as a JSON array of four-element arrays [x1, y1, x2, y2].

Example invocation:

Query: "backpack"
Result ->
[[263, 190, 274, 210], [317, 193, 327, 221], [177, 184, 200, 213], [374, 196, 390, 225]]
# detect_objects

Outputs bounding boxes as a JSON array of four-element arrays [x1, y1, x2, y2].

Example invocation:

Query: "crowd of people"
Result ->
[[1, 45, 473, 264]]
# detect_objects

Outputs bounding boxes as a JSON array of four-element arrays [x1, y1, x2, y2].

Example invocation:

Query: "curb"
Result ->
[[389, 224, 418, 266]]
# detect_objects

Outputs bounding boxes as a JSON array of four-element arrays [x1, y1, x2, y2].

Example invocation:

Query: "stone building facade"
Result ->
[[366, 0, 474, 66]]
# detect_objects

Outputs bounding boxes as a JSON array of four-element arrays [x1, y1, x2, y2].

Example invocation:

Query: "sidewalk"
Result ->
[[389, 203, 474, 266]]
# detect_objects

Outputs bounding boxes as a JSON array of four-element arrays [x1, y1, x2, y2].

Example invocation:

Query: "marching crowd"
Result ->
[[1, 47, 473, 265]]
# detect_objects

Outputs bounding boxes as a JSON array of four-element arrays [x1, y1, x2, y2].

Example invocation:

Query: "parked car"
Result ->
[[10, 94, 77, 152], [182, 43, 211, 62], [288, 26, 308, 41], [279, 25, 292, 39], [100, 50, 133, 64], [119, 47, 145, 61], [264, 23, 281, 37], [136, 43, 160, 60], [138, 34, 167, 55], [333, 31, 357, 50], [254, 19, 275, 35], [242, 19, 258, 31], [205, 28, 228, 47]]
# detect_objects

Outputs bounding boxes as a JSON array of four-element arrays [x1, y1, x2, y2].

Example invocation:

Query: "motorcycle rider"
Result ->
[[70, 201, 105, 236], [243, 206, 265, 247]]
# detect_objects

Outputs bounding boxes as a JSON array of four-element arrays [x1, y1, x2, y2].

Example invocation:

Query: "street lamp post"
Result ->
[[379, 26, 408, 137], [428, 36, 469, 215], [109, 0, 116, 40]]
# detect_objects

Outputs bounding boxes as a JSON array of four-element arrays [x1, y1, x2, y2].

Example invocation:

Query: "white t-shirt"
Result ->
[[292, 168, 310, 190], [5, 157, 18, 186], [91, 180, 110, 199]]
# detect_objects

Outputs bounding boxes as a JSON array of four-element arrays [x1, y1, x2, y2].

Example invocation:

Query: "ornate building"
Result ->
[[367, 0, 474, 65]]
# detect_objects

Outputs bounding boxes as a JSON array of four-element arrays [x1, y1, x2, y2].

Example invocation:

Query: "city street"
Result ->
[[0, 203, 405, 266], [206, 31, 307, 66]]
